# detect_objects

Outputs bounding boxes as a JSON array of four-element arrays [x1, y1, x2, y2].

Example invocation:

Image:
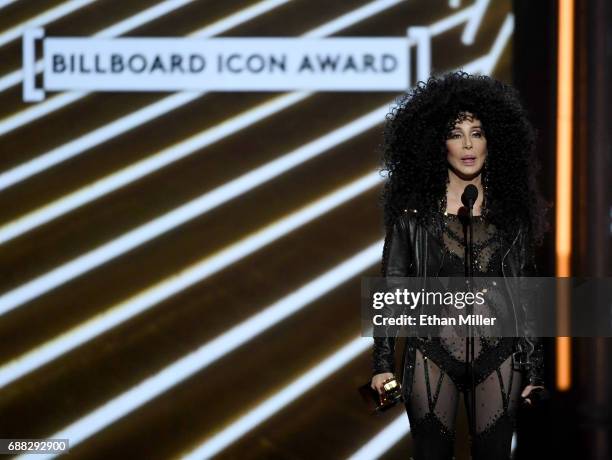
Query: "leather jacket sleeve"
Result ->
[[519, 229, 545, 387], [372, 214, 411, 376]]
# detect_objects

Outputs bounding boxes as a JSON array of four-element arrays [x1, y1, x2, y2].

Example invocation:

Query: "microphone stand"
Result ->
[[464, 202, 477, 440]]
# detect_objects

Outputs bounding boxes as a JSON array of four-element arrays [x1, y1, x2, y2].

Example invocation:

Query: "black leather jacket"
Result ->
[[371, 208, 545, 402]]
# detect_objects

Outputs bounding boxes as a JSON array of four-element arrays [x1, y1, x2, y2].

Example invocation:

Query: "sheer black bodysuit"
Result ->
[[405, 213, 522, 460]]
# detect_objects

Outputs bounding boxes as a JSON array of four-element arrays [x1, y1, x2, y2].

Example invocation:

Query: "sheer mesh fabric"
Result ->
[[441, 213, 501, 274], [405, 213, 522, 460]]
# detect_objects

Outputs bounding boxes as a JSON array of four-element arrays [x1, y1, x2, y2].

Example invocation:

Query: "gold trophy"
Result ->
[[358, 376, 403, 413]]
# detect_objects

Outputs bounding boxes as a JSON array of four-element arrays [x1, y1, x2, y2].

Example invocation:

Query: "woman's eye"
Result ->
[[447, 130, 482, 139]]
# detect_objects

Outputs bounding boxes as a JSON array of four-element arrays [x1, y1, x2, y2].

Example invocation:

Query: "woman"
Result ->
[[370, 71, 550, 459]]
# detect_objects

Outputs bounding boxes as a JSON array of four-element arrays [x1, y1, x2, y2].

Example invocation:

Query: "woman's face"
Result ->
[[445, 113, 487, 180]]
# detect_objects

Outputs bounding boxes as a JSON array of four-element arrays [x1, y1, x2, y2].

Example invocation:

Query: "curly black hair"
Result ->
[[379, 70, 550, 250]]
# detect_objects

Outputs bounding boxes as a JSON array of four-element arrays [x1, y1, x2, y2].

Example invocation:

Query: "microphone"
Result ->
[[461, 183, 479, 432], [461, 184, 478, 210]]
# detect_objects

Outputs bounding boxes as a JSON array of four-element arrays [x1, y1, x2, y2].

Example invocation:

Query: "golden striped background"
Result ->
[[0, 1, 512, 458]]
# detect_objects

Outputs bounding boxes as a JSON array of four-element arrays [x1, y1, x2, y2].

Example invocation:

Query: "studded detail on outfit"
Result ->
[[405, 212, 522, 460]]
